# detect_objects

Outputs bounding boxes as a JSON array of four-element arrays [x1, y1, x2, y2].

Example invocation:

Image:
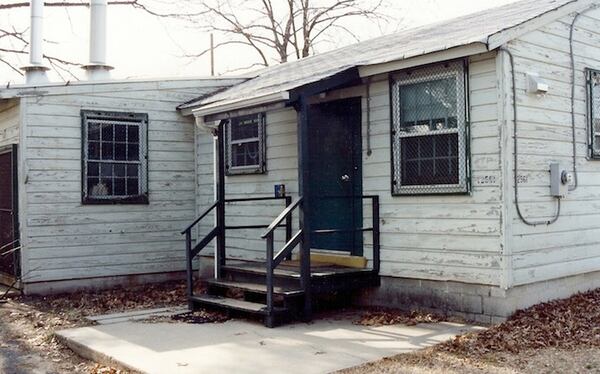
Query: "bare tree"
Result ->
[[0, 0, 204, 81], [189, 0, 387, 71]]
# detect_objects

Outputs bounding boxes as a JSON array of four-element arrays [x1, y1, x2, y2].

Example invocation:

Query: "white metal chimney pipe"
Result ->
[[89, 0, 107, 65], [83, 0, 113, 80], [29, 0, 44, 66], [21, 0, 49, 84]]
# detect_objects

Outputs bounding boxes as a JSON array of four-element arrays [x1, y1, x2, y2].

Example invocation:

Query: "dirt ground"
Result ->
[[0, 296, 129, 374], [2, 281, 599, 373], [0, 280, 203, 374], [340, 346, 600, 373], [341, 288, 600, 374]]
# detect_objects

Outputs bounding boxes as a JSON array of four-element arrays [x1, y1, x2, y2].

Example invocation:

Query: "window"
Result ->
[[225, 113, 266, 175], [587, 69, 600, 159], [391, 61, 469, 195], [81, 110, 148, 204]]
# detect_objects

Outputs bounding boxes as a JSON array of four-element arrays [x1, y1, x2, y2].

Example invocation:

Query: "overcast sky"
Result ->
[[0, 0, 519, 85]]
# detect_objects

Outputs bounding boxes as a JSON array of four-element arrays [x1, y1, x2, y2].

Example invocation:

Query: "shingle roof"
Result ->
[[180, 0, 581, 111]]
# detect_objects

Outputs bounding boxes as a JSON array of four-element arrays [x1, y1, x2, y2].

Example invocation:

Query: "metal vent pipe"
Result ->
[[83, 0, 113, 80], [21, 0, 49, 84]]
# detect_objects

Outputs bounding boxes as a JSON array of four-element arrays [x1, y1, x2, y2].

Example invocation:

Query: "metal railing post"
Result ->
[[372, 196, 380, 275], [265, 232, 275, 327], [216, 123, 226, 278], [185, 230, 194, 309], [300, 232, 311, 321], [285, 196, 292, 260]]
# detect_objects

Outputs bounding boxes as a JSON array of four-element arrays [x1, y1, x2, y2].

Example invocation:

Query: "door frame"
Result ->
[[0, 144, 20, 284], [304, 97, 363, 255]]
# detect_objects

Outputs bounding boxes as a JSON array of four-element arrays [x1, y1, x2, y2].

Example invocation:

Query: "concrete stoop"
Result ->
[[56, 316, 483, 374]]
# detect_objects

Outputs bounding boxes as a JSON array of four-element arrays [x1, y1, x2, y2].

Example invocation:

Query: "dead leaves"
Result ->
[[355, 308, 443, 326], [171, 309, 229, 324], [90, 364, 127, 374], [440, 288, 600, 356], [18, 280, 202, 324]]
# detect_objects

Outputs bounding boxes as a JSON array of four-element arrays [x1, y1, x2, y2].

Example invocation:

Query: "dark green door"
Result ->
[[307, 97, 363, 255]]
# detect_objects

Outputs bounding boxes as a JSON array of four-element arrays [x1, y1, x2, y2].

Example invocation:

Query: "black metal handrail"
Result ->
[[181, 195, 294, 309], [262, 197, 304, 323], [182, 201, 220, 307], [181, 201, 219, 235], [261, 197, 302, 239], [225, 196, 291, 203], [308, 195, 380, 274]]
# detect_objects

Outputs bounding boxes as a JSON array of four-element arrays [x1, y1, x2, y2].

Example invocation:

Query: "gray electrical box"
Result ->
[[550, 163, 572, 198]]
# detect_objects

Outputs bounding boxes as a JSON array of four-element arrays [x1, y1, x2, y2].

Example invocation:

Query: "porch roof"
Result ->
[[180, 0, 589, 116]]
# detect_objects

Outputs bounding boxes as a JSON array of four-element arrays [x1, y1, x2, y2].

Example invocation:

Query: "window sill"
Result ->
[[226, 166, 266, 176], [391, 190, 470, 197], [82, 195, 149, 205]]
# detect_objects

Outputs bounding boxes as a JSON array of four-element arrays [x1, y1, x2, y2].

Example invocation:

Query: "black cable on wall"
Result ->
[[501, 47, 561, 226]]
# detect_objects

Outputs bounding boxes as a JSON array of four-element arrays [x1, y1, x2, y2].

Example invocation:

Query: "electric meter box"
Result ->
[[550, 163, 571, 198]]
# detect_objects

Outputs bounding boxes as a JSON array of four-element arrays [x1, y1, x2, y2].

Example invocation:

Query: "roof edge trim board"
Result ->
[[288, 67, 361, 102], [359, 43, 489, 78], [204, 101, 287, 123], [189, 91, 290, 118], [486, 0, 593, 50]]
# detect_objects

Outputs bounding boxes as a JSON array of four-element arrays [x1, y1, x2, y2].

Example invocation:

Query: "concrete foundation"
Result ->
[[22, 271, 187, 295], [356, 270, 600, 324]]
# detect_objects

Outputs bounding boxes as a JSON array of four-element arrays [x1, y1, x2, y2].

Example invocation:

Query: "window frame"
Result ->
[[390, 60, 471, 196], [224, 113, 267, 175], [81, 110, 149, 205], [586, 68, 600, 159]]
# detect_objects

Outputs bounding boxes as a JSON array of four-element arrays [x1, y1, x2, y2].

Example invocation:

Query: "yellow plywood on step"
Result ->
[[294, 253, 367, 269]]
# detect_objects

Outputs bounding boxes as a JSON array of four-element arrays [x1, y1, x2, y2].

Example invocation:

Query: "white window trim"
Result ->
[[391, 60, 469, 195], [225, 113, 266, 175], [81, 111, 149, 204]]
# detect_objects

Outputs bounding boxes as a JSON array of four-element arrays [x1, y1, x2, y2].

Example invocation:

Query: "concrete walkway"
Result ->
[[57, 314, 482, 374]]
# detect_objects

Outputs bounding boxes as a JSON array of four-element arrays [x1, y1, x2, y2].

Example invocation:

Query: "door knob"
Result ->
[[341, 174, 350, 182]]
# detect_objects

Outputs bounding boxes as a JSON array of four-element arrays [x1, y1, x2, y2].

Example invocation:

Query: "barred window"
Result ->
[[587, 69, 600, 159], [391, 61, 469, 195], [225, 113, 266, 175], [82, 111, 148, 204]]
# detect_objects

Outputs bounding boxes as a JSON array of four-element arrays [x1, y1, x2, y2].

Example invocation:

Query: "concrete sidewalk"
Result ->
[[57, 314, 482, 374]]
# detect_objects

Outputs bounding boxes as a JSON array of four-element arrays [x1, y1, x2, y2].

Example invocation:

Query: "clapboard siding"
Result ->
[[506, 9, 600, 286], [360, 52, 502, 285], [195, 52, 503, 285], [19, 79, 240, 283], [0, 99, 19, 148], [195, 107, 299, 261]]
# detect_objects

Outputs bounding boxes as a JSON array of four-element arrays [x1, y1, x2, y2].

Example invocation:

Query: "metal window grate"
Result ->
[[587, 69, 600, 159], [225, 113, 266, 175], [82, 111, 148, 204], [391, 60, 469, 195]]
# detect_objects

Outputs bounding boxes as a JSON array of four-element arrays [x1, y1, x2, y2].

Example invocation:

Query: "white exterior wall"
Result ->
[[196, 52, 504, 286], [18, 79, 239, 284], [504, 8, 600, 287], [195, 107, 299, 261], [0, 99, 19, 148], [360, 52, 503, 286]]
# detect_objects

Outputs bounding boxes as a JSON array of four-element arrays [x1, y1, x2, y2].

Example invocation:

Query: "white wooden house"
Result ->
[[177, 0, 600, 325], [0, 77, 243, 293]]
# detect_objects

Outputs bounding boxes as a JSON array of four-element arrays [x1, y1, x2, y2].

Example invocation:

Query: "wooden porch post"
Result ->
[[216, 122, 226, 278], [296, 96, 312, 321]]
